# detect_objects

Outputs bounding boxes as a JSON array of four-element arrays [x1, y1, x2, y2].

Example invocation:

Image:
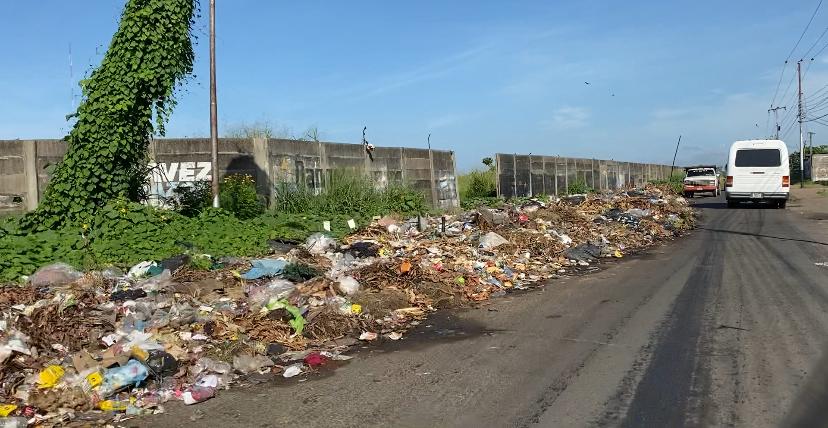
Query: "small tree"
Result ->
[[482, 157, 495, 171]]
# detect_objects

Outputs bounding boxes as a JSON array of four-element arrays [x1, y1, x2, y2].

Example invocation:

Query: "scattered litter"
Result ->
[[282, 364, 303, 378], [0, 184, 693, 425], [359, 332, 378, 341]]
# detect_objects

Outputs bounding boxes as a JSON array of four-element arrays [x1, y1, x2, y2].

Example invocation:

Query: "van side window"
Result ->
[[734, 149, 781, 167]]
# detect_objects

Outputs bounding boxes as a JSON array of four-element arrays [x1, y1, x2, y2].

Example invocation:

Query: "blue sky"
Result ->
[[2, 0, 828, 169]]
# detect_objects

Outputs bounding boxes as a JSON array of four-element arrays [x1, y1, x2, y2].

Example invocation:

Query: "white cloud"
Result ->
[[543, 106, 590, 130]]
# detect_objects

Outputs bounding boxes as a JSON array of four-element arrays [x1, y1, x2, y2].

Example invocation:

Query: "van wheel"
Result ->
[[727, 200, 738, 208], [778, 200, 787, 209]]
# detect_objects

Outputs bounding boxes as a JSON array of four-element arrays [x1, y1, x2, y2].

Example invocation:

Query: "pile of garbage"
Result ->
[[0, 185, 693, 425]]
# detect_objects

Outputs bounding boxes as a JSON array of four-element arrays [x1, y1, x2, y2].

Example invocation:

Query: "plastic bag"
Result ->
[[336, 276, 360, 296], [247, 279, 296, 308], [99, 360, 149, 397], [241, 259, 287, 280], [29, 263, 83, 287], [282, 363, 303, 378], [304, 233, 336, 255], [127, 261, 157, 279], [261, 299, 305, 335], [479, 232, 509, 250]]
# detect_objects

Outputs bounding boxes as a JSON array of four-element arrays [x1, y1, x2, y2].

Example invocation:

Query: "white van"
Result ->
[[725, 139, 790, 208]]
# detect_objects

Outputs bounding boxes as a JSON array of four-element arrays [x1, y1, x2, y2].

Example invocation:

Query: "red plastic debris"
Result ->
[[303, 352, 329, 368]]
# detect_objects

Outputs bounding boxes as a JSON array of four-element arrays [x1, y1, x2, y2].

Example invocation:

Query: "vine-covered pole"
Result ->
[[209, 0, 220, 207]]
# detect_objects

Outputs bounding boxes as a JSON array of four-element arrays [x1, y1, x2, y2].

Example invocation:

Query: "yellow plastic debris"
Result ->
[[38, 365, 65, 388], [86, 372, 103, 388], [131, 346, 149, 362], [0, 404, 17, 417], [351, 304, 362, 315], [614, 250, 623, 258], [98, 397, 135, 412], [455, 276, 466, 285]]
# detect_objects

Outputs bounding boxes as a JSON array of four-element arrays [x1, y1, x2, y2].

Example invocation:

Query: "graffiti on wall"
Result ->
[[146, 161, 212, 206]]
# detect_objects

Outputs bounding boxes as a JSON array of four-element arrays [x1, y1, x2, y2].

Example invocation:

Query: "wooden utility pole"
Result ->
[[798, 60, 805, 188], [209, 0, 220, 207]]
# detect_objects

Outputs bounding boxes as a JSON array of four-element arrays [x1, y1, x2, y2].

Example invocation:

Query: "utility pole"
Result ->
[[798, 60, 805, 188], [209, 0, 220, 207], [808, 131, 815, 155], [768, 106, 786, 139], [669, 135, 682, 178], [808, 131, 815, 179]]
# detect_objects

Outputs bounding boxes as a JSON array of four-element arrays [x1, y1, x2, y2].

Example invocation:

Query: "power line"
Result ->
[[770, 0, 823, 107], [788, 0, 824, 59], [803, 26, 828, 58]]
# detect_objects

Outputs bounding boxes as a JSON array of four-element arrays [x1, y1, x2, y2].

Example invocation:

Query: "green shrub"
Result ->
[[566, 179, 593, 195], [272, 170, 426, 217], [220, 174, 264, 220], [459, 169, 497, 199], [650, 173, 685, 195], [171, 181, 212, 217]]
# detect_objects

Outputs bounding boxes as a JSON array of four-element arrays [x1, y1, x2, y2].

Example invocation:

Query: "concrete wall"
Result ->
[[495, 153, 674, 198], [0, 138, 459, 213], [813, 154, 828, 182]]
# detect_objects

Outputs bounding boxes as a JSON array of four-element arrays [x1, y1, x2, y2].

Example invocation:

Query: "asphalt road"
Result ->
[[145, 196, 828, 428]]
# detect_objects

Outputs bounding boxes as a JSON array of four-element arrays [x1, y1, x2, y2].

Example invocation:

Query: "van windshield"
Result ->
[[734, 149, 781, 167]]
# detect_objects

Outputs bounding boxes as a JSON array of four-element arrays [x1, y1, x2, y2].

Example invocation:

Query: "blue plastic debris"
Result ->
[[241, 259, 288, 280]]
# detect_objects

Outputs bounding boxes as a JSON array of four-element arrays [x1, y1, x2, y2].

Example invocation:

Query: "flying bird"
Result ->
[[584, 81, 590, 85]]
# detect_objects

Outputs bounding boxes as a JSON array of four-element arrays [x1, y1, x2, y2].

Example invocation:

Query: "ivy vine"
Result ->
[[22, 0, 198, 231]]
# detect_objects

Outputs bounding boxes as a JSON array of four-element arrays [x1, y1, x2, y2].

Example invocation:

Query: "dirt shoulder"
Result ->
[[789, 186, 828, 221]]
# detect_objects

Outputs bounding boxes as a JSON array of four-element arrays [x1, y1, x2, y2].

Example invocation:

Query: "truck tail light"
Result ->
[[782, 176, 790, 187], [726, 176, 733, 187]]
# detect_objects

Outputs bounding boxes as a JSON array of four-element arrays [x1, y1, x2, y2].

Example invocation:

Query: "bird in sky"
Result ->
[[584, 81, 590, 85]]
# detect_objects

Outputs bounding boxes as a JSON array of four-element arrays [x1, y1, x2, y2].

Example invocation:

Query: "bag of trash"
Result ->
[[98, 360, 149, 397], [479, 232, 509, 250], [247, 279, 297, 308], [127, 261, 157, 279], [337, 276, 360, 296], [29, 263, 83, 287], [241, 259, 287, 280], [304, 233, 336, 255]]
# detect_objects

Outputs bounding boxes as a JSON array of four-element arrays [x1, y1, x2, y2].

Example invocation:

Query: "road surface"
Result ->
[[146, 196, 828, 428]]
